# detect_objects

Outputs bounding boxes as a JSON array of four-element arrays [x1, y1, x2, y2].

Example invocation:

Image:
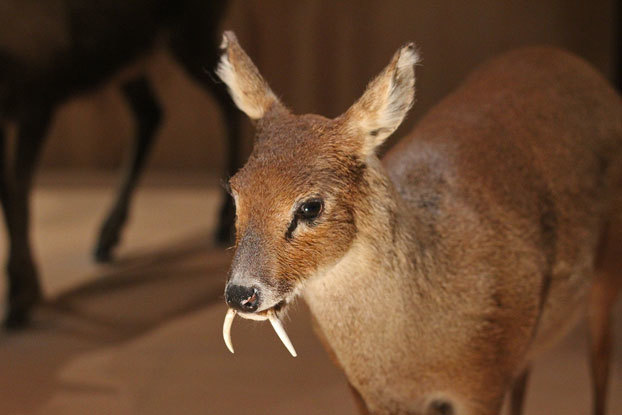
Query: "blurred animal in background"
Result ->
[[218, 32, 621, 415], [0, 0, 240, 328]]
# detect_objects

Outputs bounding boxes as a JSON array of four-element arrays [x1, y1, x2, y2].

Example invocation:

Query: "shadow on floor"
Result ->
[[0, 232, 231, 414]]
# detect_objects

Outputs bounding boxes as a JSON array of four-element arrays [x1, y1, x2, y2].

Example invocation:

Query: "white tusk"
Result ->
[[267, 309, 297, 357], [223, 308, 237, 354]]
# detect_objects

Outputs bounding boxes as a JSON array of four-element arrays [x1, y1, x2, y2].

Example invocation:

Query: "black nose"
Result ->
[[225, 284, 260, 312]]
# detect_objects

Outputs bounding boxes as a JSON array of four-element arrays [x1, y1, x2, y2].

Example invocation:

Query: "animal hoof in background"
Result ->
[[4, 290, 41, 330], [94, 223, 122, 263], [4, 307, 31, 330], [93, 242, 114, 263]]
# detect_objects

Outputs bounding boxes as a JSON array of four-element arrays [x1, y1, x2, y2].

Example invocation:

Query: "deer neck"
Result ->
[[303, 157, 435, 396]]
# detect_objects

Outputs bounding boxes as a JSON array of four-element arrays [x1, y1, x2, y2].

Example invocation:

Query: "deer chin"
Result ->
[[222, 300, 297, 357]]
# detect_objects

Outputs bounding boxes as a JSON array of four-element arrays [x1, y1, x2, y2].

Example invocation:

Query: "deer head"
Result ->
[[217, 31, 419, 356]]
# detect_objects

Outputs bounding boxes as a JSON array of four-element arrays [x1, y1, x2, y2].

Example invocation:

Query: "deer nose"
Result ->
[[225, 284, 260, 312]]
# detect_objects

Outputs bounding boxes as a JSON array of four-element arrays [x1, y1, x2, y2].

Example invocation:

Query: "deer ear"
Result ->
[[343, 44, 419, 155], [216, 31, 282, 120]]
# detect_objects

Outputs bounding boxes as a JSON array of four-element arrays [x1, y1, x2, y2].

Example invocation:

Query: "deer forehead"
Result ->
[[230, 114, 364, 205], [252, 111, 356, 152]]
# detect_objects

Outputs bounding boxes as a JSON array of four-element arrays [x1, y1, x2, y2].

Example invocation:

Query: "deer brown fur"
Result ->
[[219, 31, 622, 415]]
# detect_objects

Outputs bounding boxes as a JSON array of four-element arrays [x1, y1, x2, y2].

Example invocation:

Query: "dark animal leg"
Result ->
[[207, 79, 240, 244], [93, 75, 162, 262], [169, 3, 241, 245], [2, 106, 52, 328], [509, 367, 530, 415], [179, 63, 240, 245]]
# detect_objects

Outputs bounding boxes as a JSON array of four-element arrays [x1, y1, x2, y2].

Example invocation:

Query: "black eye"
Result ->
[[297, 199, 323, 221], [285, 198, 324, 240]]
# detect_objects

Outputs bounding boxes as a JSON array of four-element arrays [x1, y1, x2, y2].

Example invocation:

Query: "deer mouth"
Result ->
[[222, 300, 297, 357]]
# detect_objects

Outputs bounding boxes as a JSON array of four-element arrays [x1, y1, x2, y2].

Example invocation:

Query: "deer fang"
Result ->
[[267, 309, 297, 357], [222, 307, 297, 357], [223, 308, 237, 353]]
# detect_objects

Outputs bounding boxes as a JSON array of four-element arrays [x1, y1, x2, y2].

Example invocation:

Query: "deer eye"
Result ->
[[286, 198, 324, 240], [297, 199, 323, 221]]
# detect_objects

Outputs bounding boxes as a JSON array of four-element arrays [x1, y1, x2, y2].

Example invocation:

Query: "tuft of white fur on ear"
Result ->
[[216, 31, 280, 120], [344, 43, 420, 155]]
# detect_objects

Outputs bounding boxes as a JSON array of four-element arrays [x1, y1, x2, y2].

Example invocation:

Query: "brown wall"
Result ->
[[39, 0, 618, 173]]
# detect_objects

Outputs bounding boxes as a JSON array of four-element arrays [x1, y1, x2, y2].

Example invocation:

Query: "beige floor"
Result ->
[[0, 173, 620, 415]]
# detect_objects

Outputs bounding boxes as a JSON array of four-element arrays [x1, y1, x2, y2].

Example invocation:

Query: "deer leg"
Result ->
[[589, 209, 622, 415], [0, 126, 10, 321], [509, 367, 531, 415], [587, 271, 617, 415], [347, 382, 370, 415], [93, 75, 162, 262], [3, 106, 51, 328]]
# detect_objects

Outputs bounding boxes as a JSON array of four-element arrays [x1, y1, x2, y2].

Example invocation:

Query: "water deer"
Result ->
[[218, 31, 622, 415]]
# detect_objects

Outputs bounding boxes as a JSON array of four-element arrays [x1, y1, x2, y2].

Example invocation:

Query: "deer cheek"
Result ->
[[301, 228, 354, 279], [279, 240, 320, 281]]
